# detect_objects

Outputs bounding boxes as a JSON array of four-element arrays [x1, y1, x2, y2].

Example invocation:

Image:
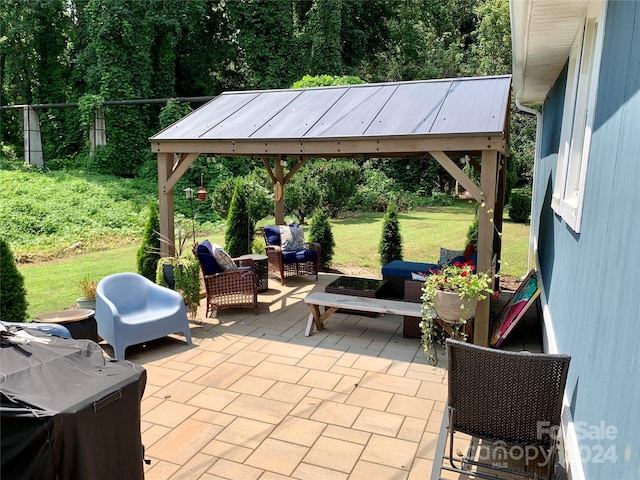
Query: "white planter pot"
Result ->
[[433, 290, 477, 323]]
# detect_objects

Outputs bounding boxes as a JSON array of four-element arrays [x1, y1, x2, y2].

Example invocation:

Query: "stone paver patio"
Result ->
[[113, 273, 451, 480]]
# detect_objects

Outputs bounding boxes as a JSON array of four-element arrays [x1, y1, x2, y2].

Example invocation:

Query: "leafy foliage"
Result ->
[[509, 190, 531, 224], [137, 201, 161, 281], [379, 203, 403, 266], [0, 238, 29, 322], [311, 161, 362, 217], [212, 170, 272, 230], [291, 74, 364, 88], [159, 100, 192, 129], [346, 167, 396, 212], [0, 169, 154, 259], [309, 208, 335, 270], [155, 256, 200, 320]]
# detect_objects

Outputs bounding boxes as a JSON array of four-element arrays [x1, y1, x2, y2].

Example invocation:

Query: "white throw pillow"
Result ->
[[280, 225, 306, 252]]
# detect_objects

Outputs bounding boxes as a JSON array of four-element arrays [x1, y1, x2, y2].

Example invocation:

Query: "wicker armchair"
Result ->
[[431, 339, 571, 480], [195, 243, 258, 317], [261, 226, 321, 285]]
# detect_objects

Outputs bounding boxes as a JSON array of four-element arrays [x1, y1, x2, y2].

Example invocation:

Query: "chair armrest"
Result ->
[[307, 242, 321, 252], [265, 245, 282, 254]]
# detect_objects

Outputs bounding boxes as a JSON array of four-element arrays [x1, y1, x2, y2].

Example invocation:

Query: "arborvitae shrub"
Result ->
[[309, 208, 335, 270], [509, 190, 531, 223], [225, 181, 251, 257], [466, 215, 479, 246], [0, 238, 29, 322], [379, 203, 403, 266], [137, 201, 161, 281]]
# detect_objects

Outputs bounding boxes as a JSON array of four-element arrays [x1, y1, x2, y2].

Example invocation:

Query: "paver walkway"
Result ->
[[118, 273, 450, 480]]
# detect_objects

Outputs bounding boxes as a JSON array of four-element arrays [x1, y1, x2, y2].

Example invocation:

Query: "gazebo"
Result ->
[[149, 75, 512, 346]]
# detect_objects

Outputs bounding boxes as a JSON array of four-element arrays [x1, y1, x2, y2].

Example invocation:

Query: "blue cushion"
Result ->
[[196, 244, 218, 275], [469, 251, 478, 270], [263, 226, 281, 246], [200, 239, 214, 256], [282, 249, 317, 264], [382, 260, 438, 278]]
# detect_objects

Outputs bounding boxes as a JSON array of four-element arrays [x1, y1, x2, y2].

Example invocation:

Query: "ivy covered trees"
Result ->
[[0, 0, 534, 190]]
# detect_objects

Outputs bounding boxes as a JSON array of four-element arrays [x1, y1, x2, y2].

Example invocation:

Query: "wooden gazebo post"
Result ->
[[274, 155, 285, 225], [475, 150, 499, 347], [158, 152, 176, 257]]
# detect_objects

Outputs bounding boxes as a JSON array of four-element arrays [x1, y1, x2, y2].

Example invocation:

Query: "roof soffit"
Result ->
[[511, 0, 594, 104]]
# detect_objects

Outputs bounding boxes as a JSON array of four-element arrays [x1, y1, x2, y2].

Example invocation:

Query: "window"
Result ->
[[551, 2, 607, 232]]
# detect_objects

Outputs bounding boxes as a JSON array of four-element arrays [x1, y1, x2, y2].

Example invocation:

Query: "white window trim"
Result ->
[[551, 1, 607, 233]]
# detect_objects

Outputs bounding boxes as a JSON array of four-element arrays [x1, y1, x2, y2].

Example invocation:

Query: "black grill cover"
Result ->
[[1, 335, 146, 480]]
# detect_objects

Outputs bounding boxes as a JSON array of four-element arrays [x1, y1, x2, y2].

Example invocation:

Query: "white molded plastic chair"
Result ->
[[96, 272, 192, 360]]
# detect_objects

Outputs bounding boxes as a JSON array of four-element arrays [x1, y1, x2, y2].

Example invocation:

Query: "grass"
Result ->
[[19, 202, 530, 319]]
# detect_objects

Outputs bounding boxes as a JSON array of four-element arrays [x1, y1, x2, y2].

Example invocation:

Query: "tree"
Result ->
[[137, 202, 161, 281], [305, 0, 343, 75], [0, 238, 29, 322], [309, 208, 335, 270], [224, 181, 251, 257], [379, 203, 403, 266], [312, 161, 362, 217], [285, 167, 322, 224], [212, 171, 272, 232]]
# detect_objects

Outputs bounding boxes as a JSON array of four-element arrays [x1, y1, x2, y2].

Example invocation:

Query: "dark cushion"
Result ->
[[263, 226, 281, 246], [469, 251, 478, 271], [382, 260, 438, 278], [200, 239, 214, 256], [282, 249, 317, 264], [196, 244, 218, 275]]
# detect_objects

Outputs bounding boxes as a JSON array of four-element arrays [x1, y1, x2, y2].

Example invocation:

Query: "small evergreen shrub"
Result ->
[[309, 208, 335, 270], [509, 190, 531, 223], [0, 238, 29, 322], [379, 203, 403, 266], [137, 201, 161, 281], [225, 181, 251, 257], [466, 215, 479, 246]]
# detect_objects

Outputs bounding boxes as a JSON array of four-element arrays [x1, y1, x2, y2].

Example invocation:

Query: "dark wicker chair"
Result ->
[[261, 226, 321, 285], [195, 243, 258, 317], [431, 339, 571, 480]]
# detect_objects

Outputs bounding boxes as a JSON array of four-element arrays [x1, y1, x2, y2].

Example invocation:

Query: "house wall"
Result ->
[[534, 1, 640, 478]]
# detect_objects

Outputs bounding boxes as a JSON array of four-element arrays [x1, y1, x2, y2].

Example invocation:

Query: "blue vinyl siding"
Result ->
[[535, 1, 640, 478]]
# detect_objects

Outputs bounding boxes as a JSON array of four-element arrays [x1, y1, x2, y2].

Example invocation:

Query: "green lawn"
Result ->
[[19, 204, 530, 318]]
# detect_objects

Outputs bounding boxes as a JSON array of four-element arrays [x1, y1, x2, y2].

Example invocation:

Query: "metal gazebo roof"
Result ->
[[150, 75, 511, 156]]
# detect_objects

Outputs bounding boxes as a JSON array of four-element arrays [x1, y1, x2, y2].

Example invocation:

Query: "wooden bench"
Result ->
[[303, 292, 425, 336]]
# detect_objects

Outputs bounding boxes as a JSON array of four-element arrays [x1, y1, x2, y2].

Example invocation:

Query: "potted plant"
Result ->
[[419, 260, 493, 364], [155, 229, 201, 321], [77, 275, 97, 310]]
